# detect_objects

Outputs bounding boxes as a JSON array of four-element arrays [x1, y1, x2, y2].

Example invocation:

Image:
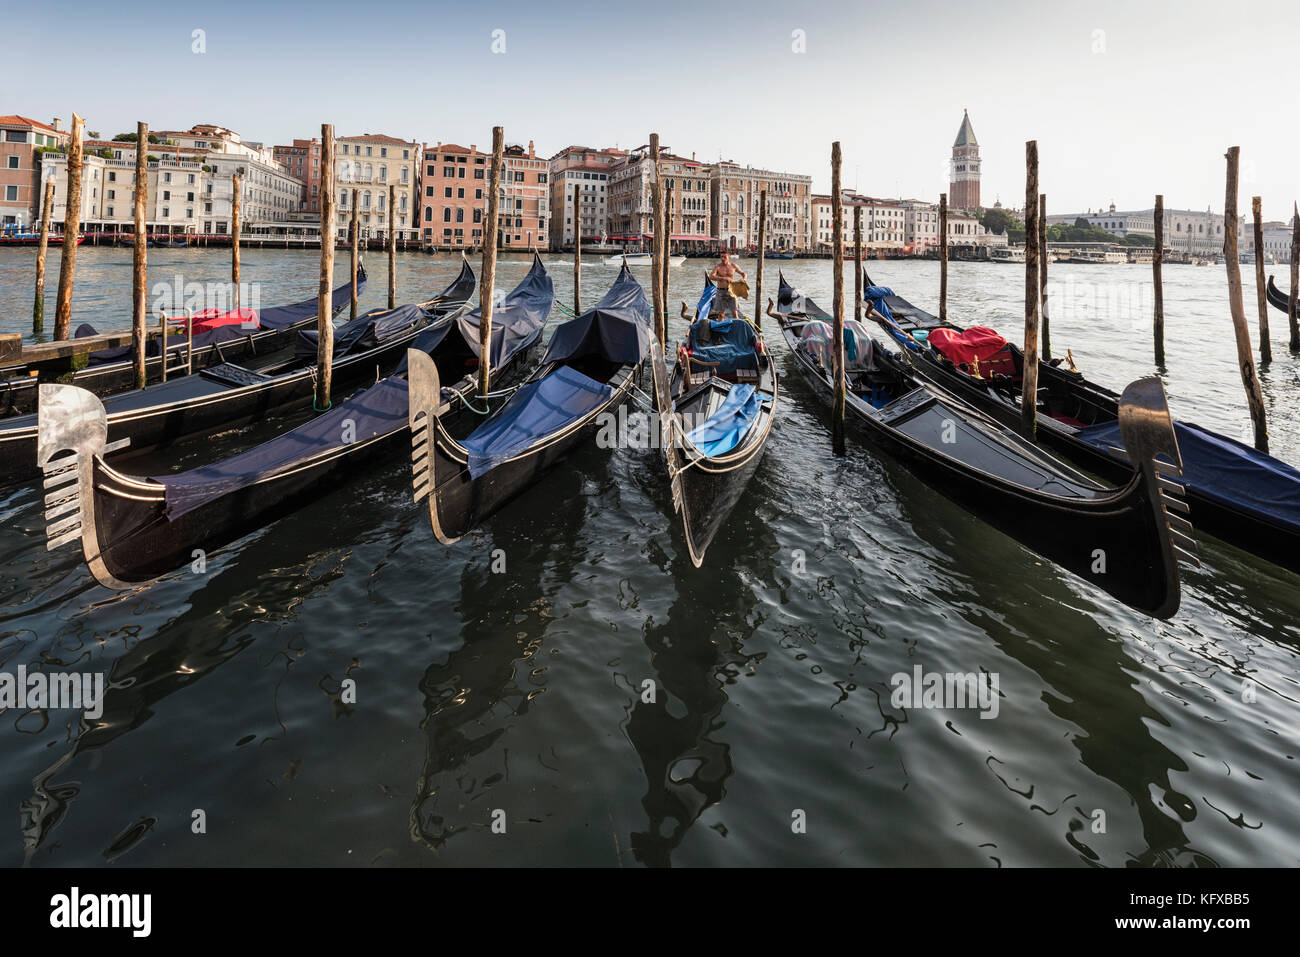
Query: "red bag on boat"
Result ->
[[928, 326, 1007, 368], [183, 308, 260, 334]]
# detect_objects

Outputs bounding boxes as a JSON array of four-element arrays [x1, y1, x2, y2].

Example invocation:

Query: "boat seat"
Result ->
[[199, 362, 273, 387]]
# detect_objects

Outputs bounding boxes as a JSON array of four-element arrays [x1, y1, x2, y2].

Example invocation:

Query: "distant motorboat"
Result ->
[[605, 248, 685, 267], [0, 225, 83, 246]]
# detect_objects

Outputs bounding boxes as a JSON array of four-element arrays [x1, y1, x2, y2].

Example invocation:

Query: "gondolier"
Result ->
[[708, 252, 747, 318]]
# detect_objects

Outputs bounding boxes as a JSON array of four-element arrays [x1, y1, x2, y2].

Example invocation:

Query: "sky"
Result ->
[[8, 0, 1298, 220]]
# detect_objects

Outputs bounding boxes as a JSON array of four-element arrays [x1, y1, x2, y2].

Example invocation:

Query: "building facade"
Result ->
[[499, 141, 549, 250], [607, 146, 654, 242], [661, 152, 711, 251], [1046, 203, 1238, 257], [273, 137, 322, 215], [949, 110, 980, 212], [335, 133, 419, 242], [903, 200, 941, 253], [420, 142, 487, 249], [710, 161, 812, 252], [1, 115, 70, 228], [548, 145, 624, 249]]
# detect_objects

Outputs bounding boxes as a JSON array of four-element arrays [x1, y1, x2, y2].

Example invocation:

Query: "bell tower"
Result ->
[[949, 110, 981, 211]]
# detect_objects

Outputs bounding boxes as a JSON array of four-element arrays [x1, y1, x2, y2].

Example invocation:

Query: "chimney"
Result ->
[[52, 117, 61, 132], [528, 140, 535, 158], [691, 151, 695, 161]]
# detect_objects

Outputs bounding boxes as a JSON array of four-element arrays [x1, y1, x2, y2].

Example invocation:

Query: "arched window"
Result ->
[[443, 207, 451, 222], [424, 205, 432, 222], [363, 190, 371, 209]]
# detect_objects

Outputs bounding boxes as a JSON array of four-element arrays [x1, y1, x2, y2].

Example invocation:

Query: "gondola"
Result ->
[[771, 274, 1192, 619], [1266, 274, 1298, 317], [1, 260, 475, 489], [35, 256, 553, 587], [410, 263, 649, 543], [0, 265, 374, 417], [648, 276, 777, 567], [858, 271, 1300, 574]]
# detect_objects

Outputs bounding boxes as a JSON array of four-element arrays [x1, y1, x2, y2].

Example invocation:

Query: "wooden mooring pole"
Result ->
[[755, 188, 767, 329], [1223, 147, 1267, 452], [53, 113, 84, 341], [831, 141, 845, 455], [33, 179, 54, 334], [1252, 196, 1271, 365], [132, 121, 148, 388], [573, 182, 582, 313], [1290, 203, 1299, 351], [1021, 140, 1041, 439], [316, 124, 336, 411], [388, 184, 397, 309], [350, 191, 359, 319], [479, 126, 504, 398], [231, 172, 241, 313], [853, 204, 863, 328], [1039, 193, 1051, 361], [938, 192, 948, 321], [649, 133, 664, 349], [1154, 195, 1165, 365]]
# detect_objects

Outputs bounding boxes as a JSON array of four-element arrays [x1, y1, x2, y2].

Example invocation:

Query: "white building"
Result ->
[[548, 145, 624, 249], [335, 133, 420, 242], [1047, 202, 1240, 258]]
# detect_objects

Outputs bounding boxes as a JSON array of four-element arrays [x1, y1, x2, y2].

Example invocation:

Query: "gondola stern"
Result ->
[[35, 384, 135, 590], [1117, 377, 1195, 619], [406, 348, 468, 545]]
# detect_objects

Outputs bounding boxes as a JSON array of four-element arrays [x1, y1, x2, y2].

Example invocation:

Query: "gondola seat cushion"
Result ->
[[927, 326, 1017, 378], [187, 307, 259, 334], [688, 318, 758, 373]]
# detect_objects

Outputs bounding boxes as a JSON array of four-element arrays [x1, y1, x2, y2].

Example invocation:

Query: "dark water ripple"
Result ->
[[0, 249, 1296, 866]]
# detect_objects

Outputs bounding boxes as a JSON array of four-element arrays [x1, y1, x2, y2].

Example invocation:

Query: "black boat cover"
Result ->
[[394, 255, 553, 376], [1076, 418, 1300, 533], [540, 264, 650, 365], [155, 376, 410, 520], [151, 260, 551, 519], [777, 272, 831, 320], [454, 254, 554, 368], [80, 268, 367, 365], [294, 302, 430, 359]]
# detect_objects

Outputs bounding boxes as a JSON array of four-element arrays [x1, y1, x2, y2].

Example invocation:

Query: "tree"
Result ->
[[1074, 217, 1090, 228], [112, 132, 138, 142], [979, 207, 1017, 236]]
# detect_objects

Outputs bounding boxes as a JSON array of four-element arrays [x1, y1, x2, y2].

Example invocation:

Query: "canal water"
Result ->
[[0, 247, 1296, 866]]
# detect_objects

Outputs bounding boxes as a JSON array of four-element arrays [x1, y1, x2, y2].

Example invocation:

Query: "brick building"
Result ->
[[420, 141, 488, 249], [273, 137, 321, 214], [548, 145, 624, 250]]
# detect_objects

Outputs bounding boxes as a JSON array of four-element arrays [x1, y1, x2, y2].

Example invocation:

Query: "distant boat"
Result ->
[[605, 245, 685, 267], [763, 250, 795, 260], [0, 226, 83, 246]]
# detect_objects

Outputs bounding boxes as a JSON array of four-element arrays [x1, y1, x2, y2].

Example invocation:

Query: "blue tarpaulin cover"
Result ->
[[541, 265, 649, 365], [154, 376, 410, 520], [689, 317, 759, 374], [1075, 418, 1300, 532], [685, 384, 769, 457], [696, 283, 717, 319], [460, 365, 612, 478]]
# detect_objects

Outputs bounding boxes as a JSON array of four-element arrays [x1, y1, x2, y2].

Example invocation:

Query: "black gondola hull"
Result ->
[[416, 365, 637, 543], [0, 270, 371, 418], [777, 317, 1185, 617], [40, 340, 538, 586]]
